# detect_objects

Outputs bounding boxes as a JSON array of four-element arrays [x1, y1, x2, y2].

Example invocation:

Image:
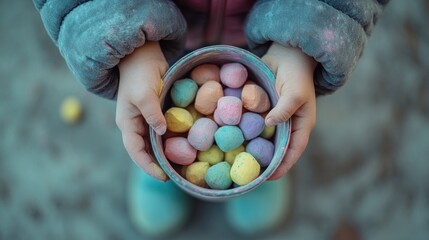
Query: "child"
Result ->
[[34, 0, 389, 236]]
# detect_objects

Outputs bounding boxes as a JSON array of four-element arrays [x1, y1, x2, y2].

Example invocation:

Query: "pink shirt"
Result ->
[[174, 0, 257, 49]]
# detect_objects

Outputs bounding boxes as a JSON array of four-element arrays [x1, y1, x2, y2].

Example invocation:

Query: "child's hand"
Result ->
[[262, 43, 317, 180], [116, 41, 168, 181]]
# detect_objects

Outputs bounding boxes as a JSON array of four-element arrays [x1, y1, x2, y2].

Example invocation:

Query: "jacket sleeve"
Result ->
[[33, 0, 187, 99], [245, 0, 389, 95]]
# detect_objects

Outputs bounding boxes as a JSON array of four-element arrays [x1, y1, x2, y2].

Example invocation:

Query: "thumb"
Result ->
[[135, 85, 166, 135], [265, 90, 304, 127]]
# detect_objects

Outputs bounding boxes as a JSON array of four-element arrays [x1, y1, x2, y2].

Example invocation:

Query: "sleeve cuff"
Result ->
[[55, 0, 187, 99], [245, 0, 368, 95]]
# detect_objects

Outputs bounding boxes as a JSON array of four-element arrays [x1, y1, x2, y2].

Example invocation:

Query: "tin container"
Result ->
[[150, 45, 291, 201]]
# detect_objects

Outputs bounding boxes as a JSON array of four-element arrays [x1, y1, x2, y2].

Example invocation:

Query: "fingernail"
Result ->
[[151, 163, 169, 182], [154, 124, 166, 135], [266, 117, 276, 127]]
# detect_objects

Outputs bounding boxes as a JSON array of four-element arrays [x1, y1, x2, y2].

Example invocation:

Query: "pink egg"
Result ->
[[242, 81, 271, 113], [220, 63, 248, 88], [194, 81, 224, 115], [164, 137, 197, 165], [191, 64, 220, 86], [216, 96, 243, 125], [187, 118, 218, 151], [213, 109, 225, 126]]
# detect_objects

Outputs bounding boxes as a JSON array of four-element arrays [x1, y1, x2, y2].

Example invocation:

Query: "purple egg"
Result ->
[[188, 118, 218, 151], [238, 112, 265, 140], [224, 87, 242, 99], [246, 137, 274, 167]]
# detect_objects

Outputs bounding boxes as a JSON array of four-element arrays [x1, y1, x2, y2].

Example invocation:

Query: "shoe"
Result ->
[[128, 166, 192, 237], [225, 174, 292, 235]]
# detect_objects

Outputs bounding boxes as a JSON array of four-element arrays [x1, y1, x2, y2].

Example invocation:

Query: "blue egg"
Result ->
[[170, 78, 198, 107], [205, 162, 232, 190], [246, 137, 274, 167], [238, 112, 265, 140], [214, 126, 245, 152]]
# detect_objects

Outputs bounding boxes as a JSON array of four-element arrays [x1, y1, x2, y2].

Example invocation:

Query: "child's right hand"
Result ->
[[116, 41, 169, 182]]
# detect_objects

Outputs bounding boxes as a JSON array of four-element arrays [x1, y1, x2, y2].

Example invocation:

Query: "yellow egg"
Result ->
[[197, 145, 224, 165], [230, 152, 260, 185], [165, 107, 194, 133], [185, 162, 210, 187], [261, 125, 276, 139], [60, 97, 82, 124], [224, 145, 245, 165], [186, 104, 203, 122]]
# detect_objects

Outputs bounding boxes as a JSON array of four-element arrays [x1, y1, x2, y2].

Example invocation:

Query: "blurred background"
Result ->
[[0, 0, 428, 239]]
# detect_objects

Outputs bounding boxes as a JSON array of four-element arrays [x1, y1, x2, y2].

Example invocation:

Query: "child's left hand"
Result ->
[[262, 43, 317, 180]]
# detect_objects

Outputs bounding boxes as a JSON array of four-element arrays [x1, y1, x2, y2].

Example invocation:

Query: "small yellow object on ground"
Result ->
[[230, 152, 260, 185], [60, 97, 82, 124], [165, 107, 194, 133]]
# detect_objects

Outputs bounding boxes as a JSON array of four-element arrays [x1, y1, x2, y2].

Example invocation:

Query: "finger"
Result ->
[[265, 92, 304, 127], [269, 125, 310, 180], [269, 105, 315, 180], [116, 103, 168, 181], [133, 86, 167, 135], [122, 129, 168, 182]]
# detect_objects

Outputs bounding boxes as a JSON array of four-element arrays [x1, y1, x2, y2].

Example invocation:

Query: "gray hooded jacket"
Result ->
[[33, 0, 389, 99]]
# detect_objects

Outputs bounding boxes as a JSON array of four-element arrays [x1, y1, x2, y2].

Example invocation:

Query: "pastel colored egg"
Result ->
[[261, 125, 276, 139], [213, 109, 225, 126], [187, 118, 218, 151], [246, 137, 275, 167], [197, 145, 224, 165], [241, 81, 271, 113], [216, 96, 243, 125], [186, 104, 203, 122], [214, 126, 245, 152], [220, 63, 248, 88], [190, 64, 220, 86], [239, 112, 266, 140], [205, 162, 232, 190], [60, 97, 82, 124], [224, 145, 245, 165], [224, 87, 242, 99], [165, 107, 194, 133], [230, 152, 261, 185], [195, 81, 224, 115], [164, 137, 197, 165], [185, 162, 210, 187], [170, 78, 198, 107]]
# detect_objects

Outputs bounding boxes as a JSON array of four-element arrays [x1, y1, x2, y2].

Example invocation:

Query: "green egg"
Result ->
[[205, 162, 232, 190], [171, 78, 198, 108], [214, 126, 245, 152]]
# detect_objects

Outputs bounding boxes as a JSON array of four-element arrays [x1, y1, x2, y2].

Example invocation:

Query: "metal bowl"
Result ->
[[150, 45, 291, 201]]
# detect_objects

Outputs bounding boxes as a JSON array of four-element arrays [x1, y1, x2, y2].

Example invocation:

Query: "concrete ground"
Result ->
[[1, 0, 428, 239]]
